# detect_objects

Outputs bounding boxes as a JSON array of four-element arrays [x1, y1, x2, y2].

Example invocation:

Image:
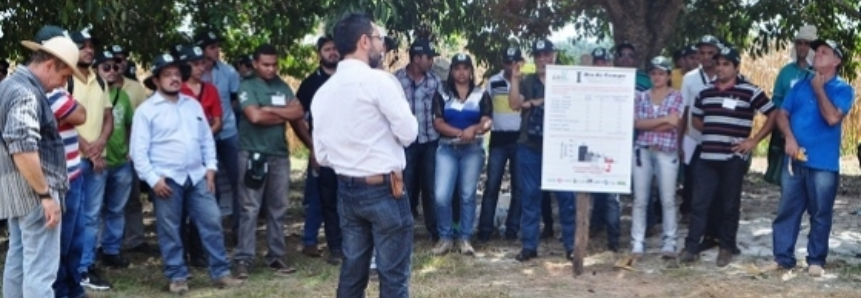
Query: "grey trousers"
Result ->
[[233, 151, 290, 264], [123, 168, 146, 249]]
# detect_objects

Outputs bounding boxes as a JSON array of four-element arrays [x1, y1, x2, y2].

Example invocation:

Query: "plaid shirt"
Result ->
[[634, 89, 684, 152], [394, 68, 441, 144]]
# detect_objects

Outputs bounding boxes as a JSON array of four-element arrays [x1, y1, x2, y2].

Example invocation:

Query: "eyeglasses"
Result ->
[[368, 34, 382, 41], [101, 64, 120, 72]]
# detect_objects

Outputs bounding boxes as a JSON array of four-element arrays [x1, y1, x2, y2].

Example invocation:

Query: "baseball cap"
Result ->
[[70, 30, 100, 49], [810, 39, 844, 59], [110, 44, 129, 56], [696, 35, 721, 48], [144, 53, 182, 90], [648, 56, 672, 72], [194, 31, 222, 48], [532, 39, 555, 54], [180, 46, 206, 62], [409, 39, 439, 57], [503, 47, 524, 62], [591, 47, 610, 61], [170, 43, 188, 61], [683, 44, 698, 56], [34, 25, 70, 44], [715, 45, 741, 65], [93, 49, 120, 66], [450, 53, 474, 68]]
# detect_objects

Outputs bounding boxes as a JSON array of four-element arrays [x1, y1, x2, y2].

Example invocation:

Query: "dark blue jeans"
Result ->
[[318, 167, 343, 253], [302, 167, 323, 247], [772, 162, 838, 268], [404, 140, 438, 240], [336, 176, 413, 298], [54, 176, 86, 298], [216, 135, 241, 232], [517, 145, 575, 253], [590, 193, 620, 249], [478, 143, 520, 238]]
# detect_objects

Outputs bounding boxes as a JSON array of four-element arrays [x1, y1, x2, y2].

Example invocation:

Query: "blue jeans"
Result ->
[[4, 194, 62, 298], [478, 143, 520, 238], [336, 176, 413, 298], [151, 177, 232, 281], [55, 177, 86, 298], [216, 135, 241, 231], [590, 193, 621, 250], [517, 145, 575, 252], [79, 160, 108, 273], [434, 142, 485, 241], [102, 162, 133, 255], [404, 140, 438, 239], [302, 166, 323, 246], [772, 162, 839, 268]]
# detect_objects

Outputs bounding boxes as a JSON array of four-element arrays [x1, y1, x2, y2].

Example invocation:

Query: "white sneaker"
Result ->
[[808, 265, 824, 277]]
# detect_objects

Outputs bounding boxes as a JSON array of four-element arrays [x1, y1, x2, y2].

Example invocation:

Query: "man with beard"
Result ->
[[132, 54, 244, 294], [233, 44, 305, 278], [296, 36, 344, 265], [395, 39, 442, 242], [69, 29, 115, 291], [312, 12, 418, 297], [764, 25, 817, 185]]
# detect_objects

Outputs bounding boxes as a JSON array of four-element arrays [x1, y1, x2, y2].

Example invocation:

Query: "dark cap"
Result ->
[[144, 53, 182, 90], [110, 44, 129, 56], [194, 31, 222, 48], [683, 44, 698, 56], [810, 39, 844, 59], [614, 41, 635, 53], [450, 53, 474, 68], [238, 54, 253, 66], [409, 39, 439, 57], [696, 35, 721, 48], [591, 47, 610, 61], [532, 39, 555, 54], [34, 25, 70, 44], [648, 56, 672, 72], [70, 30, 100, 48], [169, 44, 188, 61], [180, 46, 206, 62], [93, 49, 120, 66], [503, 47, 524, 62], [384, 36, 398, 53], [715, 45, 741, 65]]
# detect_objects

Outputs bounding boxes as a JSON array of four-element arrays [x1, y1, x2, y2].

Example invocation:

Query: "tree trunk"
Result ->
[[603, 0, 686, 68]]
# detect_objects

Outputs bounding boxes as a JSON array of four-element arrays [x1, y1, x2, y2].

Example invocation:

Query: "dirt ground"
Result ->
[[2, 157, 861, 297]]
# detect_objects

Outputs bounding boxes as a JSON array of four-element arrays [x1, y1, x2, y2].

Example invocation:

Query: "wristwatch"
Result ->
[[37, 190, 52, 200]]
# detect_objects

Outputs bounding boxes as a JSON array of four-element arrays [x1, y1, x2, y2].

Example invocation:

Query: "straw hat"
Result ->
[[21, 37, 85, 81]]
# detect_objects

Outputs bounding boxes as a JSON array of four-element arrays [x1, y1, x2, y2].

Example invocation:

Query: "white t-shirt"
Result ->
[[681, 67, 717, 143]]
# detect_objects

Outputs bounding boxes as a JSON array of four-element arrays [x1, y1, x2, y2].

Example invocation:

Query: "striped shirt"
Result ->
[[487, 72, 521, 147], [395, 67, 441, 144], [0, 67, 69, 219], [691, 77, 774, 161], [47, 89, 82, 179]]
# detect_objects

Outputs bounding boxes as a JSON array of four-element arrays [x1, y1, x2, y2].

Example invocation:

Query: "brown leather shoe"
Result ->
[[716, 249, 732, 267], [302, 245, 322, 258], [213, 276, 244, 288]]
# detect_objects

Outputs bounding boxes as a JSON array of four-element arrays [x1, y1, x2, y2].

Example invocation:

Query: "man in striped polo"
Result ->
[[681, 45, 777, 267]]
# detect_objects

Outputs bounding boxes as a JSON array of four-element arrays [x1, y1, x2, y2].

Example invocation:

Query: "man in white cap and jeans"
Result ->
[[0, 29, 84, 298], [764, 25, 816, 185]]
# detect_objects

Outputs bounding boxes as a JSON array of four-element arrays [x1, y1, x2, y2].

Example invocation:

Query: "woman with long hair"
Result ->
[[430, 53, 492, 255], [631, 56, 685, 259]]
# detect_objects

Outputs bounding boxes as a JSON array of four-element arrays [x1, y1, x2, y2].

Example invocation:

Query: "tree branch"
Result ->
[[830, 0, 861, 20]]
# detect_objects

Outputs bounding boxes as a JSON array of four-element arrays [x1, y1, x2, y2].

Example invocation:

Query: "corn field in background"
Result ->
[[286, 46, 861, 158]]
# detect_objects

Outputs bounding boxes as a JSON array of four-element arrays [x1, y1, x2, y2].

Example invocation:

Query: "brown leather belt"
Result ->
[[337, 170, 401, 186]]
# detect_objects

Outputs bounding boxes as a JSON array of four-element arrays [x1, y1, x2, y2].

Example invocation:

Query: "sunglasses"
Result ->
[[101, 64, 121, 72]]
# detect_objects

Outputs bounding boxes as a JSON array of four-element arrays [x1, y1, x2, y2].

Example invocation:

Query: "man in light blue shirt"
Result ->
[[195, 31, 243, 234], [131, 54, 243, 294]]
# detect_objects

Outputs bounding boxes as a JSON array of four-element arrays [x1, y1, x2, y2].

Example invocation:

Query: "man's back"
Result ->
[[311, 59, 418, 177]]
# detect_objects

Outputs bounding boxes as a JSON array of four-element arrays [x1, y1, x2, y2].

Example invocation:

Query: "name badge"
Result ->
[[721, 98, 737, 110], [272, 93, 286, 106]]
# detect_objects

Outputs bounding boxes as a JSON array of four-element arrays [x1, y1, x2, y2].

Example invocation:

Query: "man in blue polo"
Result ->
[[769, 39, 855, 277]]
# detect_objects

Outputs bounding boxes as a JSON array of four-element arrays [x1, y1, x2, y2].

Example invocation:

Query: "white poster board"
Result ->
[[541, 65, 636, 194]]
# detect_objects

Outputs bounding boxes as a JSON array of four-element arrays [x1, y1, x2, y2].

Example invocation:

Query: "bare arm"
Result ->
[[12, 152, 49, 194], [62, 104, 87, 126], [692, 117, 704, 132], [775, 110, 795, 142], [265, 103, 304, 121], [243, 105, 288, 126], [433, 118, 463, 137], [750, 111, 777, 143], [814, 87, 844, 126], [290, 119, 313, 149], [209, 116, 223, 135]]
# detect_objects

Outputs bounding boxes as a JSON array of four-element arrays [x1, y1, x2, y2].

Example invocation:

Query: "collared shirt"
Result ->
[[296, 67, 332, 132], [312, 59, 418, 177], [237, 75, 295, 157], [681, 67, 717, 142], [47, 89, 82, 179], [772, 62, 813, 107], [635, 89, 685, 152], [783, 76, 855, 172], [692, 77, 774, 161], [71, 69, 112, 147], [394, 66, 441, 144], [130, 92, 217, 188], [180, 82, 223, 121], [202, 60, 240, 140], [432, 86, 493, 144], [0, 67, 69, 219], [517, 74, 546, 150]]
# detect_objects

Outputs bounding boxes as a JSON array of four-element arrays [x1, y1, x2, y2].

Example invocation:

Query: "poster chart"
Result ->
[[541, 65, 636, 194]]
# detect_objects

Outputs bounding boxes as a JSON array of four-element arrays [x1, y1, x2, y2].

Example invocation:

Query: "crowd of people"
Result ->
[[0, 13, 855, 298]]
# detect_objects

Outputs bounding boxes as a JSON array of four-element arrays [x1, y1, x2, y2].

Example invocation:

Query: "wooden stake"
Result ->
[[572, 193, 592, 276]]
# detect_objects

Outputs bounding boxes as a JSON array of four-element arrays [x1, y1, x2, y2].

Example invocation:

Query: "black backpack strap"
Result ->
[[67, 77, 74, 94], [111, 88, 121, 107], [97, 75, 106, 91]]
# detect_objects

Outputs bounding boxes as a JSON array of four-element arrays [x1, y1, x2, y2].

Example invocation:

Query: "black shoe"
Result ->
[[188, 256, 208, 268], [326, 250, 344, 265], [101, 253, 130, 268], [515, 249, 538, 262], [566, 250, 574, 261], [234, 261, 250, 279], [477, 233, 491, 244], [80, 267, 112, 291], [503, 233, 518, 242], [127, 242, 160, 255], [679, 250, 698, 263], [541, 227, 554, 239], [732, 246, 741, 255]]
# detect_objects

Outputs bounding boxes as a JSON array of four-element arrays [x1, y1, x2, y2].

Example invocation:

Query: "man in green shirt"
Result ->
[[233, 44, 305, 277], [94, 49, 135, 269]]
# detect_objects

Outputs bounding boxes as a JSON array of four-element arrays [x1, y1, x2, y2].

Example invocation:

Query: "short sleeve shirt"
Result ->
[[181, 82, 224, 121], [72, 71, 112, 146], [237, 75, 295, 157], [431, 87, 492, 143]]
